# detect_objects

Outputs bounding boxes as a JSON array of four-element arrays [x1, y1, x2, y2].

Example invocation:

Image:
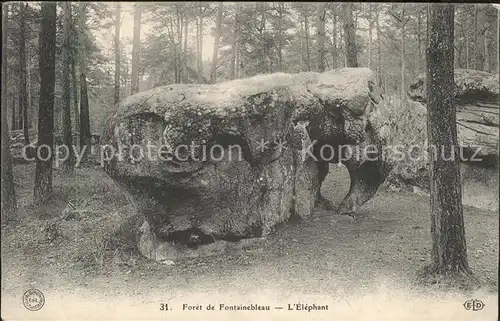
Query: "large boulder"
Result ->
[[102, 68, 390, 260], [406, 69, 499, 158], [387, 69, 499, 210]]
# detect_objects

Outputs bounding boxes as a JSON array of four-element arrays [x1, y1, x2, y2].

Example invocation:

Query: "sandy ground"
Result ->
[[1, 163, 498, 320]]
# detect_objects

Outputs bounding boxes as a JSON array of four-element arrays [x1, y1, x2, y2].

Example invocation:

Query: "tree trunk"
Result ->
[[465, 12, 470, 69], [182, 17, 188, 83], [27, 44, 34, 130], [230, 4, 240, 79], [176, 6, 182, 84], [114, 3, 121, 104], [196, 16, 200, 81], [454, 10, 460, 69], [1, 4, 17, 219], [497, 8, 500, 75], [34, 2, 57, 203], [300, 20, 304, 72], [368, 3, 373, 69], [425, 3, 472, 278], [277, 3, 283, 71], [343, 3, 358, 67], [170, 16, 178, 84], [198, 5, 204, 83], [316, 2, 327, 72], [304, 8, 311, 71], [124, 58, 130, 94], [71, 56, 80, 135], [17, 73, 23, 131], [340, 20, 346, 67], [19, 3, 29, 145], [131, 3, 141, 94], [235, 41, 239, 77], [256, 3, 269, 73], [483, 29, 489, 72], [78, 3, 91, 161], [210, 2, 223, 84], [473, 4, 478, 70], [417, 9, 422, 72], [400, 4, 406, 101], [11, 94, 16, 130], [332, 12, 338, 69], [61, 2, 74, 170], [426, 4, 430, 57]]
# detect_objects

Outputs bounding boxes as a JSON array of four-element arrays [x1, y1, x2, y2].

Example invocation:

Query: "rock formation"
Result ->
[[388, 69, 499, 211], [102, 68, 391, 260], [407, 69, 498, 158]]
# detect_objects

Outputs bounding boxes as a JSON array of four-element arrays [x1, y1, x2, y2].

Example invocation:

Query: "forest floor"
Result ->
[[1, 162, 498, 321]]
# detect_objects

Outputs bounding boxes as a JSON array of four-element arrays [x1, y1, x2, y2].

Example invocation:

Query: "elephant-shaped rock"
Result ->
[[102, 68, 391, 260]]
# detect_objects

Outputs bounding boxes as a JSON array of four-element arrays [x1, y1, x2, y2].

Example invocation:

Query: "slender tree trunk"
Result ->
[[114, 3, 121, 104], [182, 17, 188, 83], [27, 46, 33, 130], [210, 2, 223, 84], [196, 16, 200, 81], [340, 20, 346, 67], [368, 3, 373, 69], [497, 8, 500, 75], [473, 4, 478, 70], [19, 3, 29, 145], [1, 4, 17, 219], [17, 100, 23, 132], [11, 94, 16, 130], [78, 3, 91, 161], [230, 4, 240, 79], [257, 3, 269, 73], [61, 2, 74, 170], [71, 56, 80, 135], [454, 10, 460, 69], [332, 12, 338, 69], [300, 20, 304, 72], [483, 29, 489, 72], [426, 4, 429, 49], [425, 3, 472, 279], [235, 44, 240, 77], [131, 3, 141, 94], [17, 81, 24, 129], [417, 9, 422, 72], [34, 2, 57, 203], [171, 16, 178, 84], [124, 58, 130, 94], [466, 13, 470, 69], [198, 5, 204, 83], [178, 10, 183, 83], [343, 3, 358, 67], [176, 6, 182, 84], [18, 80, 23, 131], [316, 2, 327, 72], [239, 46, 245, 78], [277, 3, 283, 71], [304, 8, 311, 71], [400, 4, 406, 101]]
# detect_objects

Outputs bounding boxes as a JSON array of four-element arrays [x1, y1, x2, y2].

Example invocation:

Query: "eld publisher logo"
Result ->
[[463, 299, 485, 311]]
